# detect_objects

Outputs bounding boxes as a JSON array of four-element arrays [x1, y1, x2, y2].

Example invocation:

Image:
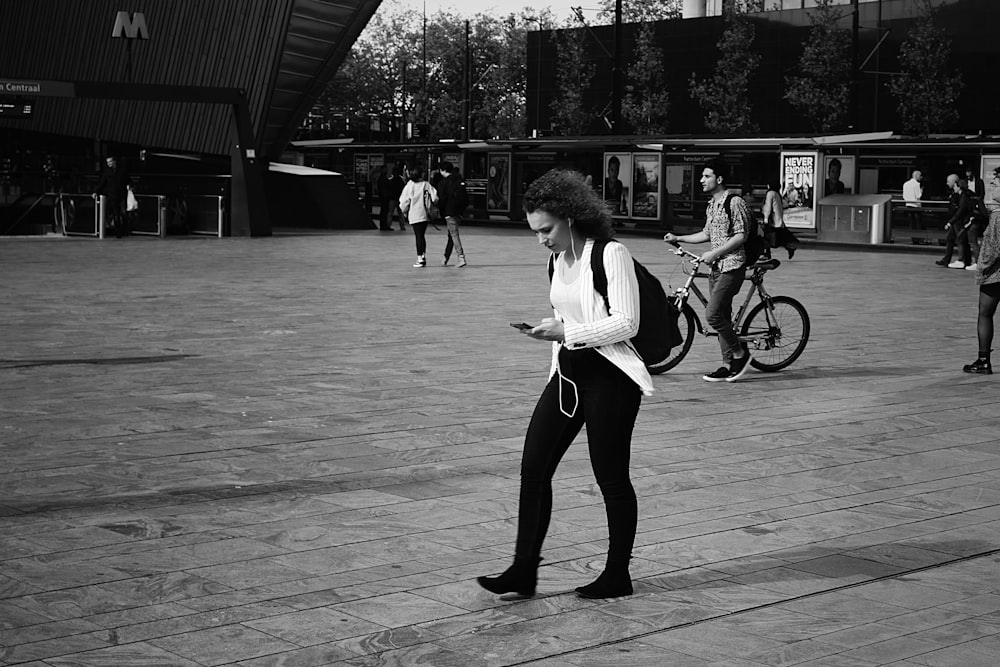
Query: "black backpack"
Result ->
[[723, 192, 767, 266], [548, 239, 682, 366], [970, 195, 991, 225]]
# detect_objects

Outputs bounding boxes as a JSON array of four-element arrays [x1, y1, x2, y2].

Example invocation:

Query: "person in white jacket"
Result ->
[[477, 169, 652, 601], [398, 165, 439, 267]]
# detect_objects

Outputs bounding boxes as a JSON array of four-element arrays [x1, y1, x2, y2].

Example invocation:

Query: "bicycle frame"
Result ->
[[649, 242, 810, 374], [667, 245, 772, 341]]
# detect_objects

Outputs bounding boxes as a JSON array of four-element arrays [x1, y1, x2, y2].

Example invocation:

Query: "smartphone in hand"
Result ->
[[509, 322, 534, 331]]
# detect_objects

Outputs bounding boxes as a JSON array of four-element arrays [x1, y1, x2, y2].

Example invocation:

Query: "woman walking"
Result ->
[[762, 182, 798, 259], [477, 169, 653, 600], [398, 166, 438, 268], [964, 206, 1000, 374]]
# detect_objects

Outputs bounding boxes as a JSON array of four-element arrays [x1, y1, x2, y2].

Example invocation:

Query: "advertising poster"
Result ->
[[603, 152, 632, 217], [981, 155, 1000, 208], [780, 151, 818, 229], [631, 153, 661, 219], [368, 155, 384, 197], [488, 152, 510, 212], [441, 151, 462, 172], [353, 155, 369, 198], [822, 155, 855, 196]]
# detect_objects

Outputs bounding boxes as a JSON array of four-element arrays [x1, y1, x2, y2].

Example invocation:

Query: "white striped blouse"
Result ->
[[548, 238, 655, 395]]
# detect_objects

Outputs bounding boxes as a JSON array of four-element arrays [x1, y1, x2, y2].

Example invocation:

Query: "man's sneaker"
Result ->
[[702, 367, 732, 382], [935, 259, 949, 266], [442, 256, 450, 266], [457, 255, 467, 268], [413, 256, 426, 268], [726, 348, 753, 382], [948, 260, 966, 269], [965, 263, 978, 271]]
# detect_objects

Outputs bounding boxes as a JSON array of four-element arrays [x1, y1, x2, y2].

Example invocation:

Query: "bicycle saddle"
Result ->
[[753, 258, 781, 271]]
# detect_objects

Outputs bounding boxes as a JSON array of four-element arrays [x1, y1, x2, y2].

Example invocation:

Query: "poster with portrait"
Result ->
[[603, 152, 632, 217], [822, 155, 855, 196], [631, 153, 661, 219], [780, 151, 818, 229], [487, 152, 510, 212], [981, 155, 1000, 209]]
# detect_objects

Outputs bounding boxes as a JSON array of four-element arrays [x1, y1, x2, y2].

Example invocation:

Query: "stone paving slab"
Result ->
[[0, 228, 998, 666]]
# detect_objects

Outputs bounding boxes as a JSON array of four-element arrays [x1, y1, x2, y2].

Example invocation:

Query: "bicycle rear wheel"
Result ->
[[741, 296, 809, 372], [647, 303, 696, 375]]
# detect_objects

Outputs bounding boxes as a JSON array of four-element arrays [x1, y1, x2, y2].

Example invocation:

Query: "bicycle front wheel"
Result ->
[[647, 303, 696, 375], [741, 296, 809, 372]]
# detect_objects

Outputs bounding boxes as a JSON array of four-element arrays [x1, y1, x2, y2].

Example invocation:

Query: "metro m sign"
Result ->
[[112, 11, 149, 39]]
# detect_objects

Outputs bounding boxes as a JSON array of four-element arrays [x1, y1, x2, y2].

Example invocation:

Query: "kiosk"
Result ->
[[817, 194, 893, 245]]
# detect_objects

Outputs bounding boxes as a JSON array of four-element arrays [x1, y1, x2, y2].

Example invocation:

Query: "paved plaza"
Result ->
[[1, 227, 998, 666]]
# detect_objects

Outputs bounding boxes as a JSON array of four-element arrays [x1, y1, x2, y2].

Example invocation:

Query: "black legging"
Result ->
[[515, 347, 641, 566], [977, 283, 1000, 357], [411, 221, 428, 256]]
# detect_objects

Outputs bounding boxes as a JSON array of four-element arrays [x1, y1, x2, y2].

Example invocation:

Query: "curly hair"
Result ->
[[522, 169, 613, 240]]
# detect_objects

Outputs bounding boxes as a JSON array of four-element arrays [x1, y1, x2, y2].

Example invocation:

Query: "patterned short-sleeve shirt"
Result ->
[[703, 191, 750, 273]]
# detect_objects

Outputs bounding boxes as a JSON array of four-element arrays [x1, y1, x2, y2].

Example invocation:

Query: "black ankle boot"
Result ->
[[575, 565, 633, 599], [963, 357, 993, 374], [477, 557, 540, 597]]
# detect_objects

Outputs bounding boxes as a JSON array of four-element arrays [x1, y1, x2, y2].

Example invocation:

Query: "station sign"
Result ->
[[0, 79, 75, 98]]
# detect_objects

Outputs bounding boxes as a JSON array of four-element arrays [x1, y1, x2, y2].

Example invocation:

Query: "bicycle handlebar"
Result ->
[[665, 240, 703, 264]]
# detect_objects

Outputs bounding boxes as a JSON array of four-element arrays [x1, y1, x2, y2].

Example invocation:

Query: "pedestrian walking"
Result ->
[[761, 182, 797, 259], [386, 165, 406, 231], [937, 174, 975, 269], [664, 158, 753, 382], [437, 161, 469, 267], [92, 156, 132, 238], [398, 165, 438, 268], [964, 207, 1000, 374], [477, 169, 652, 600]]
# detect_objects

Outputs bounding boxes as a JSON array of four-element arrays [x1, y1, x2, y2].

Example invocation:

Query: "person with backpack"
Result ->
[[966, 191, 992, 272], [398, 165, 438, 268], [664, 158, 754, 382], [477, 169, 652, 602], [437, 161, 469, 267]]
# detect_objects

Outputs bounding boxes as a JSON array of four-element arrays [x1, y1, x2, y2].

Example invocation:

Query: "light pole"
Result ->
[[525, 17, 544, 136]]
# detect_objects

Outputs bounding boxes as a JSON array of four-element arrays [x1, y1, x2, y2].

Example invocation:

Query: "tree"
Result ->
[[622, 22, 670, 134], [888, 0, 962, 137], [596, 0, 680, 24], [469, 11, 557, 139], [314, 4, 555, 141], [549, 26, 595, 136], [784, 0, 852, 133], [689, 1, 761, 134]]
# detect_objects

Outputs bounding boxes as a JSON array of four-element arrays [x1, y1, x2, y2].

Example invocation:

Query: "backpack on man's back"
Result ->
[[723, 192, 768, 265], [970, 195, 991, 226]]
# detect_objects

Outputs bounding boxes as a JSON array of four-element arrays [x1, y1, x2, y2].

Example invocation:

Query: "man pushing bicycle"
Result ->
[[664, 158, 753, 383]]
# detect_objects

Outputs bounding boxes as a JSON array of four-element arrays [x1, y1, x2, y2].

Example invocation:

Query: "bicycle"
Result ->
[[647, 242, 810, 375]]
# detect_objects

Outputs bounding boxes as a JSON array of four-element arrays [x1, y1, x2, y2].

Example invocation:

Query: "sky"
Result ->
[[392, 0, 598, 24]]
